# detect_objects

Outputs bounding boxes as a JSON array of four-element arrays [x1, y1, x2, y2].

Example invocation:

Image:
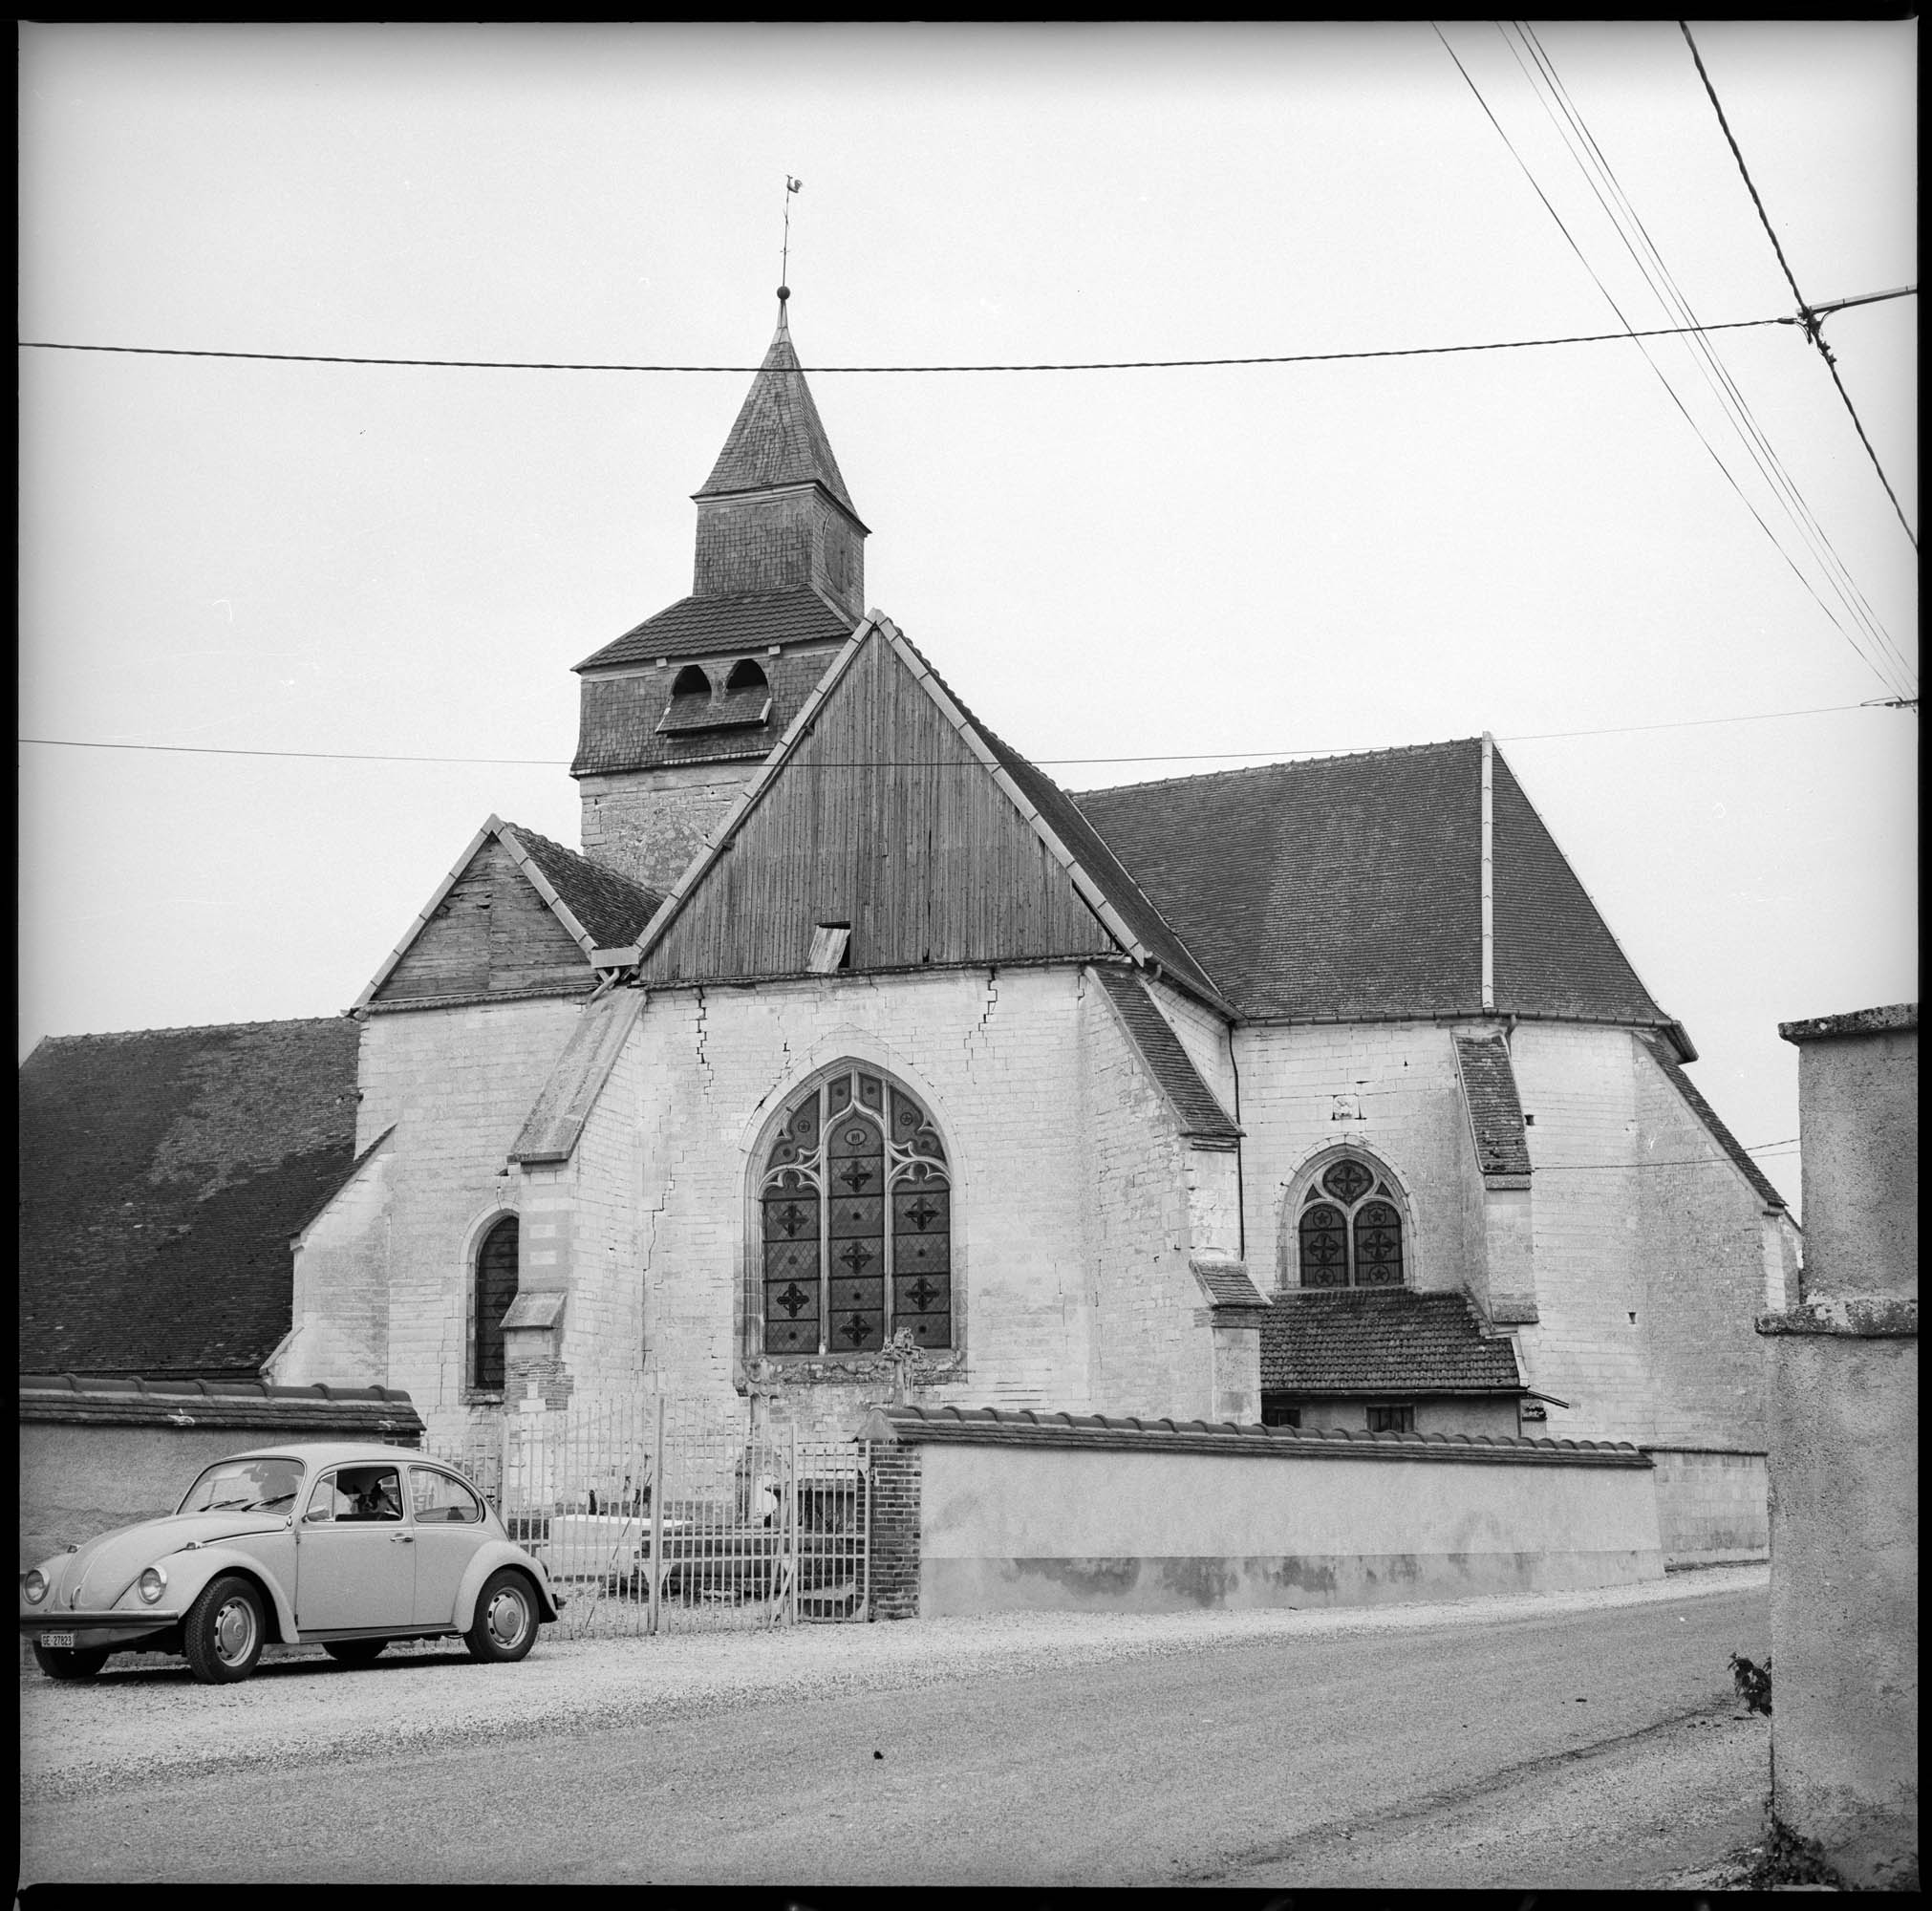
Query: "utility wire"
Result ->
[[1434, 22, 1911, 702], [11, 699, 1898, 773], [1503, 22, 1914, 700], [16, 316, 1799, 375], [1680, 19, 1920, 554]]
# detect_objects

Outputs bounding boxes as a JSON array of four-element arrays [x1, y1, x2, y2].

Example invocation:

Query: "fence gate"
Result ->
[[428, 1394, 869, 1637]]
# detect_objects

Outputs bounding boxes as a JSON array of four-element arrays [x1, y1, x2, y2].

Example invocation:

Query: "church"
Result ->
[[25, 296, 1801, 1510]]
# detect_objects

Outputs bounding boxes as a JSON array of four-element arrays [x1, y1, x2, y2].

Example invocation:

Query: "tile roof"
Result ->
[[1093, 967, 1240, 1140], [695, 310, 861, 519], [575, 586, 854, 674], [1453, 1033, 1533, 1178], [1072, 741, 1672, 1030], [19, 1019, 363, 1378], [1260, 1289, 1525, 1394], [500, 820, 665, 948], [1191, 1257, 1269, 1309], [1638, 1032, 1789, 1211]]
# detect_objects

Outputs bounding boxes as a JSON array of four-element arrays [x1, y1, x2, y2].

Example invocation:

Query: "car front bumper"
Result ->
[[21, 1610, 182, 1651]]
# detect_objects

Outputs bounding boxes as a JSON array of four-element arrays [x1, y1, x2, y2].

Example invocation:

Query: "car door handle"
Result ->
[[394, 1535, 414, 1544]]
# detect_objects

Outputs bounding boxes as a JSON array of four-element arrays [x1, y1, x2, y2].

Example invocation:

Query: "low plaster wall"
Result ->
[[867, 1409, 1662, 1618], [1647, 1447, 1769, 1568], [1763, 1328, 1919, 1889]]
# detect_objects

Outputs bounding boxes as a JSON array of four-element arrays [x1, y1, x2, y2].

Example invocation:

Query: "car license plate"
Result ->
[[39, 1632, 77, 1649]]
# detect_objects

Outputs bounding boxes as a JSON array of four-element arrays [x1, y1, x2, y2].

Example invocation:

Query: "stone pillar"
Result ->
[[1757, 1004, 1917, 1889]]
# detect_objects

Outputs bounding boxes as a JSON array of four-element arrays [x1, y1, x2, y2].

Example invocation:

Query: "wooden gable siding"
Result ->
[[374, 840, 589, 1001], [642, 634, 1117, 983]]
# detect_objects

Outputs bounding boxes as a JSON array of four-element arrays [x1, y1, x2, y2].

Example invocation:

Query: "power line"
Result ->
[[16, 315, 1801, 376], [11, 699, 1897, 773], [1679, 20, 1920, 555], [1502, 22, 1915, 701], [1434, 23, 1913, 703]]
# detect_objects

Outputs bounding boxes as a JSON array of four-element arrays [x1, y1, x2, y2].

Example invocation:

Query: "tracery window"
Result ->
[[760, 1067, 952, 1355], [1296, 1156, 1406, 1289], [473, 1214, 520, 1391]]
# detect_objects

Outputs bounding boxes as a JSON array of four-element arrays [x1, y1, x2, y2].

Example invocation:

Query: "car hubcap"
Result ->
[[215, 1600, 255, 1664], [487, 1591, 526, 1648]]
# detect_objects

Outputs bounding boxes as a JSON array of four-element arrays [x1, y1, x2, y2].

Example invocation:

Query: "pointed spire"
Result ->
[[695, 294, 861, 523]]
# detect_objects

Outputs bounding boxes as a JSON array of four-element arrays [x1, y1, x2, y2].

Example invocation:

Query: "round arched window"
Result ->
[[1297, 1158, 1406, 1289], [760, 1067, 951, 1355]]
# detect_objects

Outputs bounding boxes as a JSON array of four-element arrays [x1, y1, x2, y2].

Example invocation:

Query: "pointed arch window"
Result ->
[[760, 1067, 952, 1355], [1297, 1157, 1406, 1288], [473, 1215, 520, 1390]]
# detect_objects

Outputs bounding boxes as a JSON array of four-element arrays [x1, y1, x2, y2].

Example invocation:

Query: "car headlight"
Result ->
[[138, 1566, 168, 1604], [22, 1569, 48, 1605]]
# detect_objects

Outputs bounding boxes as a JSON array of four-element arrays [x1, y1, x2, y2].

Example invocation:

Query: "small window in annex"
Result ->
[[1366, 1403, 1415, 1435], [1260, 1394, 1302, 1429], [1296, 1155, 1406, 1289], [760, 1066, 952, 1356], [473, 1214, 520, 1392]]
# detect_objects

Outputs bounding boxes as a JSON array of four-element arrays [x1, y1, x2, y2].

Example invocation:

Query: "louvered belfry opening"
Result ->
[[474, 1214, 521, 1390], [1298, 1156, 1406, 1288], [760, 1067, 952, 1356]]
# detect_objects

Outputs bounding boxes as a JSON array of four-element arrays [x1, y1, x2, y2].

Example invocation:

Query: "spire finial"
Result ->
[[778, 175, 802, 308]]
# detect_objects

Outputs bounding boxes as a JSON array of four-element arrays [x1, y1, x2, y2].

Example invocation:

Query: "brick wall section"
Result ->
[[866, 1441, 922, 1620], [579, 762, 761, 898], [1233, 1021, 1485, 1298]]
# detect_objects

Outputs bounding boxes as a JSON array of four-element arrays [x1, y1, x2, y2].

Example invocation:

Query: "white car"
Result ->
[[19, 1441, 562, 1684]]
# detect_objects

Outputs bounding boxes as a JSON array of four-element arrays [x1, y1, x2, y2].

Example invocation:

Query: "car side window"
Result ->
[[303, 1471, 344, 1523], [409, 1467, 484, 1525], [334, 1466, 404, 1523]]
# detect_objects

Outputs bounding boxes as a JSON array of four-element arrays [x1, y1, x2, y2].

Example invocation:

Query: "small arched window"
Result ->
[[473, 1215, 520, 1390], [1297, 1156, 1406, 1289], [760, 1066, 952, 1355], [723, 657, 768, 694], [670, 663, 712, 700]]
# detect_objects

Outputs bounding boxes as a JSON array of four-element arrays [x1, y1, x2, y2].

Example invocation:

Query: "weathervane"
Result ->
[[779, 175, 802, 303]]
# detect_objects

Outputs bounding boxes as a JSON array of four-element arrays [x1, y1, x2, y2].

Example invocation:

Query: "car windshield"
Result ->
[[177, 1457, 306, 1515]]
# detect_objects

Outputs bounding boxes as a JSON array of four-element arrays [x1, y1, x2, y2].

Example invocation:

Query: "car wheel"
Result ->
[[32, 1641, 111, 1682], [464, 1569, 537, 1664], [322, 1639, 388, 1667], [182, 1574, 267, 1685]]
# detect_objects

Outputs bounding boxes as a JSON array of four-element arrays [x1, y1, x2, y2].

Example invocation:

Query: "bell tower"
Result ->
[[571, 293, 868, 897]]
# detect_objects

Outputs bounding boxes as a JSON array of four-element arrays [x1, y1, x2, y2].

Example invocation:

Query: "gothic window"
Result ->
[[1296, 1156, 1406, 1289], [473, 1214, 520, 1391], [670, 663, 712, 699], [723, 657, 768, 694], [760, 1066, 952, 1356]]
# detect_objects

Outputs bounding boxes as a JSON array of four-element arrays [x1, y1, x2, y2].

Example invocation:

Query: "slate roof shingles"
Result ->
[[500, 821, 666, 949], [574, 586, 853, 676], [1093, 967, 1240, 1141], [1072, 741, 1671, 1030], [19, 1020, 363, 1377], [1261, 1289, 1525, 1394], [695, 316, 860, 518], [1454, 1033, 1533, 1178]]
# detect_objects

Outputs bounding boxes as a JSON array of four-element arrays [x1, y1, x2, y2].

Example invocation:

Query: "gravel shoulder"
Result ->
[[22, 1563, 1767, 1803]]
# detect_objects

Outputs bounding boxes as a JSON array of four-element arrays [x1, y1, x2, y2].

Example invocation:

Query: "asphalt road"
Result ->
[[22, 1573, 1770, 1887]]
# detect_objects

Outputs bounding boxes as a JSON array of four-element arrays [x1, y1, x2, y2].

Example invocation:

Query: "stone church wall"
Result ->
[[1079, 973, 1214, 1419], [578, 761, 759, 899], [352, 994, 585, 1442], [1232, 1020, 1483, 1299], [1505, 1024, 1659, 1444]]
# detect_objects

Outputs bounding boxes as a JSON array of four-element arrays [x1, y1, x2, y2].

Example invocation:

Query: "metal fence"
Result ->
[[425, 1393, 869, 1636]]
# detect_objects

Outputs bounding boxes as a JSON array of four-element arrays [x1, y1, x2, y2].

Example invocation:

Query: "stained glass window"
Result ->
[[473, 1214, 520, 1390], [1295, 1157, 1406, 1289], [761, 1068, 952, 1355]]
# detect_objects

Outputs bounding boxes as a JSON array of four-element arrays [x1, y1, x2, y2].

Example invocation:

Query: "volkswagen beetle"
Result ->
[[18, 1442, 562, 1684]]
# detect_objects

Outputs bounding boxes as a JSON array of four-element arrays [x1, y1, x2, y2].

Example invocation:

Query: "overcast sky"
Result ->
[[19, 22, 1919, 1216]]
